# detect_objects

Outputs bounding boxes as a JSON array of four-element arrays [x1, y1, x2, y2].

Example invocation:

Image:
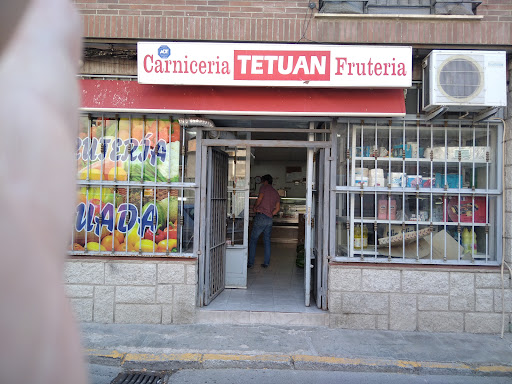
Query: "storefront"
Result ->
[[68, 42, 510, 333]]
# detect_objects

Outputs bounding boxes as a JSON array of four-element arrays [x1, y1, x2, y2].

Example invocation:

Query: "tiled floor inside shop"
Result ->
[[202, 242, 323, 313]]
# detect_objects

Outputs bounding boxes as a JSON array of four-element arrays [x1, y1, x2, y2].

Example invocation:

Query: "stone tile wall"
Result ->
[[64, 259, 197, 324], [328, 266, 512, 334]]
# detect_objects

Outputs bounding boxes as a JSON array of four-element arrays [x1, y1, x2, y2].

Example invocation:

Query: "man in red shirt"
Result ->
[[248, 174, 281, 268]]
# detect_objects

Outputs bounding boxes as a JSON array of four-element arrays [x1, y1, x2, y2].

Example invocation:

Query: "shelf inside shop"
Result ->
[[353, 157, 490, 166], [351, 250, 489, 259], [352, 219, 431, 225], [345, 187, 497, 194], [352, 250, 387, 256], [339, 218, 488, 229], [350, 218, 488, 226]]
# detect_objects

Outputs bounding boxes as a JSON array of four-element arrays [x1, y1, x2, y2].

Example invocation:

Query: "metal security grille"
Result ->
[[334, 119, 502, 265], [319, 0, 479, 15], [204, 148, 228, 304], [111, 372, 165, 384]]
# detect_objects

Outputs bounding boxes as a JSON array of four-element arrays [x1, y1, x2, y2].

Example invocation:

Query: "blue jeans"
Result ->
[[248, 213, 273, 266]]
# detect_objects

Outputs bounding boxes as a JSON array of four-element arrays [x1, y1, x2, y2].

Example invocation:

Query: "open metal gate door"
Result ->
[[305, 121, 330, 309], [305, 145, 313, 306], [202, 147, 228, 305], [312, 148, 330, 309]]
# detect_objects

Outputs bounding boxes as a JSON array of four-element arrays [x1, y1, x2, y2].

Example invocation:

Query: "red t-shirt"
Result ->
[[256, 184, 280, 218]]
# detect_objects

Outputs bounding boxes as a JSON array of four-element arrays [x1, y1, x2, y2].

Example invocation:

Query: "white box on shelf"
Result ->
[[368, 176, 386, 187], [424, 146, 490, 161], [354, 167, 369, 177], [388, 172, 405, 187], [369, 168, 384, 178], [354, 176, 369, 186]]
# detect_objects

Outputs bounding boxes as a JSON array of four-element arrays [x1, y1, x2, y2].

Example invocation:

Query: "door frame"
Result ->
[[198, 137, 332, 307]]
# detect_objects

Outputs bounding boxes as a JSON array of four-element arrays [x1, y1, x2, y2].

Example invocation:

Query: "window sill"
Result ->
[[329, 260, 501, 270], [68, 253, 197, 261], [315, 13, 483, 21]]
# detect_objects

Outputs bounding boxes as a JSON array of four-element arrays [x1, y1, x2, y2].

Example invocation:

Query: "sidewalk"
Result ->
[[81, 323, 512, 377]]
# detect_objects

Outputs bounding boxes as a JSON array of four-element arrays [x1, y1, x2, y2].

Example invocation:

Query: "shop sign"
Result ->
[[137, 42, 412, 88]]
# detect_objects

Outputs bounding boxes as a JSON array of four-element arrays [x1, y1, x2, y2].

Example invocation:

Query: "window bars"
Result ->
[[319, 0, 480, 16], [335, 119, 502, 265]]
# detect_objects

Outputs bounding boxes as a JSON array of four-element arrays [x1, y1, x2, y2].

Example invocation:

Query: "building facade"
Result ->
[[68, 0, 512, 333]]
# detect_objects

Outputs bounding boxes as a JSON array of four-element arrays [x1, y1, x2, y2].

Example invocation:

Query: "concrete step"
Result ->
[[196, 309, 329, 326]]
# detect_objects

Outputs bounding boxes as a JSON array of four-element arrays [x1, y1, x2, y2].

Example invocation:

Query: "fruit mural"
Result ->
[[73, 117, 181, 254]]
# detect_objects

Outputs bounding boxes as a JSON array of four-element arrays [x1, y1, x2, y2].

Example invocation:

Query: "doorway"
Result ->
[[198, 121, 331, 314]]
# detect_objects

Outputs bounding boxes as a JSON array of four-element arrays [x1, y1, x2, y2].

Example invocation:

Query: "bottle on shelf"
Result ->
[[354, 224, 368, 249], [462, 228, 477, 254], [462, 228, 471, 254], [472, 229, 477, 252]]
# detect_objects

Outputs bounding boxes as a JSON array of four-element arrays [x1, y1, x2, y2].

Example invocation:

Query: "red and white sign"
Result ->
[[138, 42, 412, 88]]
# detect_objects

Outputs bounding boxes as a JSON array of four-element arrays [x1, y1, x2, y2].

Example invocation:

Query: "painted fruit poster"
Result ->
[[72, 117, 180, 253]]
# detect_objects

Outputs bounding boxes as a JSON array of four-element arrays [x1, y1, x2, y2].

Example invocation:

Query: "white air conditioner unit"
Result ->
[[422, 50, 506, 112]]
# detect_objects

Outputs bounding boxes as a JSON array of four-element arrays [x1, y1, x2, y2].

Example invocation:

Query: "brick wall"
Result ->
[[65, 259, 197, 324], [328, 266, 512, 333], [73, 0, 512, 46], [479, 0, 512, 22]]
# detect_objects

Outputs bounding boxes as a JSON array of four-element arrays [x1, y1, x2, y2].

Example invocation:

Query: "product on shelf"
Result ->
[[424, 146, 491, 161], [462, 228, 478, 254], [388, 172, 405, 187], [435, 173, 463, 189], [377, 197, 397, 220], [421, 177, 435, 188], [369, 168, 386, 187], [378, 226, 432, 246], [354, 225, 368, 249], [406, 175, 422, 188], [446, 196, 486, 223]]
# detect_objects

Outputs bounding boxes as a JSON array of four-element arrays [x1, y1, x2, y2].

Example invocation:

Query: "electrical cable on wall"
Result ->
[[298, 2, 317, 43], [493, 117, 512, 338]]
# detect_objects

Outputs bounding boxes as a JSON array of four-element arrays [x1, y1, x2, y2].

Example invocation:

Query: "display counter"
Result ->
[[249, 197, 305, 243]]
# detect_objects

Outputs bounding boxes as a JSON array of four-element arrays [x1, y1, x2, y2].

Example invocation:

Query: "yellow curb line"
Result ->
[[86, 349, 125, 359], [292, 355, 478, 371], [124, 353, 203, 363], [86, 349, 512, 373], [202, 353, 290, 363], [476, 365, 512, 373]]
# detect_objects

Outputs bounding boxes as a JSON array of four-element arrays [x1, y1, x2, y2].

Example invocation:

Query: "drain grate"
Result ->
[[111, 372, 166, 384]]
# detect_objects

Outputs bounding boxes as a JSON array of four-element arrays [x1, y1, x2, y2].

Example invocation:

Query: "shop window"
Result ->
[[319, 0, 480, 15], [70, 115, 196, 257], [335, 119, 502, 265]]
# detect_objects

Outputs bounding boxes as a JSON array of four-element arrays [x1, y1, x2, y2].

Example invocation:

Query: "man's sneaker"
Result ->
[[247, 264, 253, 269], [261, 264, 268, 268]]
